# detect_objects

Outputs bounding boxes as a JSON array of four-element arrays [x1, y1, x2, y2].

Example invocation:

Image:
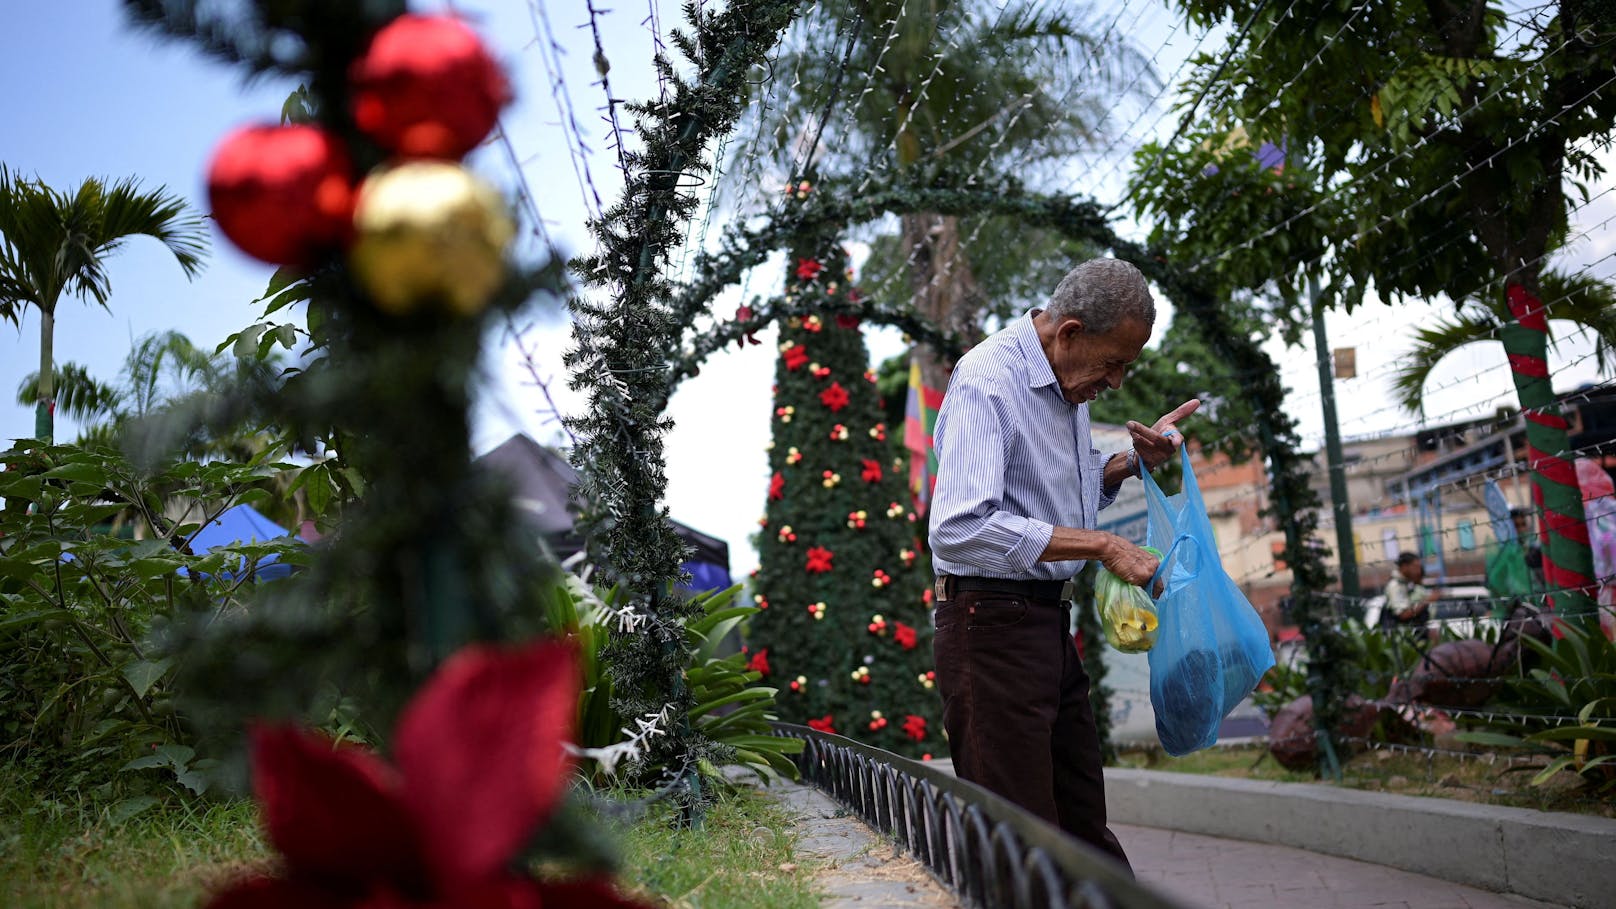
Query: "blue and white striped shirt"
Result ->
[[929, 311, 1122, 581]]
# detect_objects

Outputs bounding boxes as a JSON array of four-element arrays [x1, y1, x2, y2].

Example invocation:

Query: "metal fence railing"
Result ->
[[774, 724, 1193, 909]]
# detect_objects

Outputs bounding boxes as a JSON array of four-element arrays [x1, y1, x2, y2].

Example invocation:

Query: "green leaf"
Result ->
[[1525, 726, 1616, 743], [233, 324, 267, 359], [1530, 755, 1577, 786], [106, 795, 161, 825], [122, 658, 173, 698], [1452, 731, 1528, 748]]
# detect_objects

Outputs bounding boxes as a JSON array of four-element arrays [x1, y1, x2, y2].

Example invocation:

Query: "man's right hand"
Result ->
[[1101, 536, 1159, 587]]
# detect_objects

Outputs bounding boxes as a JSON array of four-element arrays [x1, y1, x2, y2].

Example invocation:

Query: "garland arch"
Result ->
[[660, 180, 1348, 772]]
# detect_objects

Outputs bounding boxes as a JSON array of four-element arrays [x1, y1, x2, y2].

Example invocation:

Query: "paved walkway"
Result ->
[[765, 762, 1568, 908], [1119, 825, 1562, 909]]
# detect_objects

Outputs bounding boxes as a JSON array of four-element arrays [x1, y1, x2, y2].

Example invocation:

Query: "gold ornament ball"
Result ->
[[349, 161, 514, 317]]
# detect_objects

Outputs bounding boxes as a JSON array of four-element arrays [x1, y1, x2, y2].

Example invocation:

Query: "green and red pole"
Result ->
[[1502, 282, 1598, 634]]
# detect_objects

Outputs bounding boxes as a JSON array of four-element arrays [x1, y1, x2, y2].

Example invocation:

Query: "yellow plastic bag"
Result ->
[[1096, 546, 1161, 653]]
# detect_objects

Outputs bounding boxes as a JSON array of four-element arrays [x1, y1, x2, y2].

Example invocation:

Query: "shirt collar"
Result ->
[[1015, 310, 1058, 390]]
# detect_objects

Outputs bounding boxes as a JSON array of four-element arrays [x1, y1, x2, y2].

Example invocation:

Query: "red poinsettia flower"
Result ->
[[808, 715, 837, 734], [818, 382, 850, 412], [207, 641, 651, 909], [768, 472, 785, 501], [834, 313, 861, 330], [805, 546, 835, 574], [892, 622, 917, 651], [795, 258, 824, 281], [860, 459, 882, 483], [747, 648, 771, 676], [734, 306, 760, 348], [902, 714, 927, 742], [782, 344, 810, 371]]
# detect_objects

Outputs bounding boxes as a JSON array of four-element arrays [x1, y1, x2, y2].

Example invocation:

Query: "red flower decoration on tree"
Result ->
[[734, 305, 760, 348], [835, 313, 862, 330], [819, 382, 850, 412], [808, 715, 837, 734], [768, 472, 784, 501], [861, 459, 883, 483], [782, 343, 810, 371], [206, 641, 650, 909], [805, 546, 835, 574], [902, 714, 927, 742], [795, 258, 825, 281], [747, 648, 771, 676], [893, 622, 918, 651]]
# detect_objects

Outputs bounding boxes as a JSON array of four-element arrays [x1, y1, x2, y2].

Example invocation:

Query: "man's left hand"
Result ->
[[1127, 399, 1201, 472]]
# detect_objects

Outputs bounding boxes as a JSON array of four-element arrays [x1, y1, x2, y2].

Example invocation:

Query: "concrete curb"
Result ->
[[1105, 768, 1616, 909]]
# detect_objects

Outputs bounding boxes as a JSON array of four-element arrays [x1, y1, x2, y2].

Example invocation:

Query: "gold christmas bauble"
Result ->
[[349, 161, 514, 317]]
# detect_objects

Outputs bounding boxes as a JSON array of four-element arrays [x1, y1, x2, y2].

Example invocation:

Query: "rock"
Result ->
[[1387, 775, 1411, 790], [779, 862, 797, 873], [1375, 749, 1395, 763], [1438, 773, 1463, 788]]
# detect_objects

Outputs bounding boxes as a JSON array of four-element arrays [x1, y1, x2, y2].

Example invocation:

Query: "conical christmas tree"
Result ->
[[746, 221, 945, 759]]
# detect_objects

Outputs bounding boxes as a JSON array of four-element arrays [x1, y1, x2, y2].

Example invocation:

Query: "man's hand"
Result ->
[[1100, 536, 1160, 588], [1127, 398, 1201, 472]]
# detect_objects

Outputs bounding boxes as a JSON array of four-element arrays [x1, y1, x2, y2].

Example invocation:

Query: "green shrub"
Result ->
[[0, 442, 304, 799]]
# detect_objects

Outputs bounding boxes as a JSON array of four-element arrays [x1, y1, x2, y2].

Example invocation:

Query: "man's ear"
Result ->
[[1058, 318, 1086, 343]]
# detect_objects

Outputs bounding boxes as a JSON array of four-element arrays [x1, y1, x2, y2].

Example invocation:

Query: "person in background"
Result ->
[[1384, 552, 1439, 637]]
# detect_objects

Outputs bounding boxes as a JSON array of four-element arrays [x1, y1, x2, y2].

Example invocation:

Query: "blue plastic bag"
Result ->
[[1140, 447, 1275, 756]]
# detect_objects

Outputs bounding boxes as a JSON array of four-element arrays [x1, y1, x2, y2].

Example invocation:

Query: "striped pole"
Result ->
[[1502, 282, 1597, 633]]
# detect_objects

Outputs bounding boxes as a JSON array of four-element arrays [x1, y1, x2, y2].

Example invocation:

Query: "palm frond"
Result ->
[[1390, 308, 1502, 414], [1540, 269, 1616, 374], [15, 362, 123, 422]]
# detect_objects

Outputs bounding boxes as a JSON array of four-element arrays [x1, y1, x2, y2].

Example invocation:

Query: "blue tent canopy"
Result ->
[[182, 504, 296, 581]]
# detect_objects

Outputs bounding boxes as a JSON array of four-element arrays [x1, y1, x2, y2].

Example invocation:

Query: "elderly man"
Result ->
[[928, 258, 1197, 870]]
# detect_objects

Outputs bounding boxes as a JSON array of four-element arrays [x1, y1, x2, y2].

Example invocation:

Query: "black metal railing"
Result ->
[[774, 724, 1193, 909]]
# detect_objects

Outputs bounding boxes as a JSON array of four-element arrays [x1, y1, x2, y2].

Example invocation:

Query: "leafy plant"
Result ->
[[541, 573, 801, 788], [1457, 621, 1616, 792], [0, 441, 304, 798]]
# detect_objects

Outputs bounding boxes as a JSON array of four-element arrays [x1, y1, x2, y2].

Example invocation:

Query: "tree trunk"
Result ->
[[1499, 280, 1599, 634], [901, 211, 982, 395], [35, 307, 54, 442]]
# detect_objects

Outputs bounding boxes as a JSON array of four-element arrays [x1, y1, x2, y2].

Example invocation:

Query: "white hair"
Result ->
[[1045, 258, 1156, 334]]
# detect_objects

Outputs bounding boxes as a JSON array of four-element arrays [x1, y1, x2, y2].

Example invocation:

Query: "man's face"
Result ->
[[1399, 559, 1425, 583], [1049, 316, 1151, 405]]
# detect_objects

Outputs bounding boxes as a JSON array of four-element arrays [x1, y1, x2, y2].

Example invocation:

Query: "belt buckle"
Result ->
[[934, 576, 950, 603]]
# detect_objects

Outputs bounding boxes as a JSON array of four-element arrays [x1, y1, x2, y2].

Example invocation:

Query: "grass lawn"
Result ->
[[1, 781, 820, 909], [1114, 743, 1616, 818]]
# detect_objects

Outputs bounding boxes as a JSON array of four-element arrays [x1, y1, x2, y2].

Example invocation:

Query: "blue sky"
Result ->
[[4, 1, 1611, 574]]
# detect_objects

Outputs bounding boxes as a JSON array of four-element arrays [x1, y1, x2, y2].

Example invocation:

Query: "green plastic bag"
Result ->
[[1096, 546, 1162, 653]]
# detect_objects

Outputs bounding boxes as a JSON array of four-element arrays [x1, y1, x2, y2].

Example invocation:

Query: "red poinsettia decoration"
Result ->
[[207, 641, 650, 909], [808, 715, 837, 734], [835, 313, 861, 330], [747, 648, 771, 676], [782, 343, 810, 371], [892, 622, 918, 651], [795, 258, 825, 281], [768, 472, 784, 501], [805, 546, 835, 574], [734, 305, 760, 348], [818, 382, 850, 412], [861, 459, 883, 483], [902, 714, 927, 742]]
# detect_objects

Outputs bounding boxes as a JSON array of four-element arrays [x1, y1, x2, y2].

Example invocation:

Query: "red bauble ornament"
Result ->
[[350, 15, 511, 159], [207, 125, 354, 265]]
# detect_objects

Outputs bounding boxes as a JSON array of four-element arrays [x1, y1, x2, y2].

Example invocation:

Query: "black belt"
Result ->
[[937, 575, 1069, 602]]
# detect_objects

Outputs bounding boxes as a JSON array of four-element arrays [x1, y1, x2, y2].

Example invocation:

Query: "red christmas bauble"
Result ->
[[350, 15, 511, 159], [207, 125, 354, 265]]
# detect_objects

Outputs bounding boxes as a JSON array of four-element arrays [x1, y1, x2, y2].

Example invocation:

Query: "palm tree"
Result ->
[[1392, 271, 1616, 415], [754, 0, 1154, 394], [0, 167, 208, 442]]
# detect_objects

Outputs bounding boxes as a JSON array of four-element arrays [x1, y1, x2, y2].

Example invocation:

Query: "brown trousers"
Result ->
[[933, 589, 1131, 871]]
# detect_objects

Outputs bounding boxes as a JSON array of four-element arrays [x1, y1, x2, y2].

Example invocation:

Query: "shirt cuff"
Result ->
[[1007, 517, 1054, 571]]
